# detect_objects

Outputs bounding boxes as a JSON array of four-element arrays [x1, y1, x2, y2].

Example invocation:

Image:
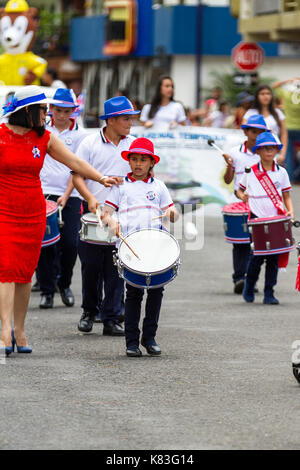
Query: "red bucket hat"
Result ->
[[121, 137, 160, 164]]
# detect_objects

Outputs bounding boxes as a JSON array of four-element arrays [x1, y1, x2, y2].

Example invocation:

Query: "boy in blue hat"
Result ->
[[37, 88, 89, 309], [223, 114, 270, 294], [73, 96, 140, 336], [237, 132, 294, 305]]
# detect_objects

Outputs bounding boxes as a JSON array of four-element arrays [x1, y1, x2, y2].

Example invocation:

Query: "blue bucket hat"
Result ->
[[241, 114, 270, 131], [252, 131, 283, 153], [99, 96, 140, 120], [52, 88, 78, 108]]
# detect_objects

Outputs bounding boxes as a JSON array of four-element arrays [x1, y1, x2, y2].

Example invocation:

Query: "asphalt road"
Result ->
[[2, 189, 300, 450]]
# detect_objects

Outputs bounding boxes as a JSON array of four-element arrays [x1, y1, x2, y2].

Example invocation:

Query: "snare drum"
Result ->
[[79, 212, 117, 245], [114, 229, 180, 289], [222, 202, 250, 244], [248, 215, 294, 256], [42, 200, 60, 247]]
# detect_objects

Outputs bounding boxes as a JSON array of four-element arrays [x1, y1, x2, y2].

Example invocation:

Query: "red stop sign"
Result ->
[[232, 42, 264, 72]]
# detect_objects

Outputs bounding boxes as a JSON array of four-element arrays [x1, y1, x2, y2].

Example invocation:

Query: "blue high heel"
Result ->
[[0, 344, 13, 356], [12, 330, 32, 354]]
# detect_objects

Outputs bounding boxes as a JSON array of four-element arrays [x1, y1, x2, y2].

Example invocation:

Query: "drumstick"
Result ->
[[152, 213, 165, 221], [119, 233, 140, 260], [245, 166, 251, 192], [96, 207, 103, 227], [207, 139, 232, 164]]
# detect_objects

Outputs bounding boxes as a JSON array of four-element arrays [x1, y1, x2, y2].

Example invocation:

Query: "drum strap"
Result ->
[[252, 164, 289, 270], [252, 163, 286, 216]]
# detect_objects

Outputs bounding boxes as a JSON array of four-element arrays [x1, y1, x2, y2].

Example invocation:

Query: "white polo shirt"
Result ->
[[239, 161, 291, 218], [105, 174, 174, 237], [229, 141, 261, 191], [140, 101, 186, 130], [40, 119, 89, 197], [76, 128, 134, 204]]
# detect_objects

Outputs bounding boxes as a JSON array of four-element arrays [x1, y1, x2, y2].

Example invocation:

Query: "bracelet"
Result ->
[[99, 175, 108, 183]]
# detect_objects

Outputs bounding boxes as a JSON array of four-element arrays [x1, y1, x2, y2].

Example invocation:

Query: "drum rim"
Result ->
[[118, 228, 180, 275], [222, 212, 248, 216], [248, 215, 291, 225]]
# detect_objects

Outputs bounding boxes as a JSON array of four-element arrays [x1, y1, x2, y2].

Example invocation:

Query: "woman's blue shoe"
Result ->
[[0, 345, 13, 356], [12, 330, 32, 354]]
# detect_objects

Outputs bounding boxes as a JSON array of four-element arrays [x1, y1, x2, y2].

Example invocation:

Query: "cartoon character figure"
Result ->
[[0, 0, 47, 85]]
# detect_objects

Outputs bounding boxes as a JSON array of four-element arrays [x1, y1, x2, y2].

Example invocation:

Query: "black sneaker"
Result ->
[[78, 312, 95, 333], [103, 321, 125, 336], [234, 279, 245, 294]]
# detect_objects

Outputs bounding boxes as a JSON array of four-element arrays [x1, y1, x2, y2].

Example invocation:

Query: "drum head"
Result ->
[[222, 202, 248, 215], [46, 200, 58, 216], [119, 229, 180, 274]]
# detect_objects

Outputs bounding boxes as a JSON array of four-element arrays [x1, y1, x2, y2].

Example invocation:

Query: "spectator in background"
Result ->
[[233, 91, 254, 128], [242, 84, 287, 164], [191, 86, 223, 124], [203, 100, 231, 128], [272, 77, 300, 182], [41, 67, 67, 89], [140, 75, 186, 130]]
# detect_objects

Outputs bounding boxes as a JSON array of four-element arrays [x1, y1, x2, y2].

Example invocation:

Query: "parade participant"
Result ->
[[242, 84, 287, 164], [0, 86, 122, 355], [223, 115, 270, 294], [237, 132, 294, 305], [36, 88, 89, 309], [73, 96, 140, 336], [273, 77, 300, 182], [140, 75, 186, 130], [102, 137, 179, 357]]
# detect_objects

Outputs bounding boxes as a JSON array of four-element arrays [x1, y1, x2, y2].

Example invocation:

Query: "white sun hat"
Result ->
[[2, 85, 63, 117]]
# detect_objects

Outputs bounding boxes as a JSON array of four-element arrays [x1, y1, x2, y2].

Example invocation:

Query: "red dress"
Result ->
[[0, 124, 51, 283]]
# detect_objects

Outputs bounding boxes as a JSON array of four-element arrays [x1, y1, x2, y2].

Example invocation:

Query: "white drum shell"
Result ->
[[80, 212, 117, 245]]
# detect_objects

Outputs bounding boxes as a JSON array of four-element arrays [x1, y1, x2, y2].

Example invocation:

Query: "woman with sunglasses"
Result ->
[[0, 86, 121, 356]]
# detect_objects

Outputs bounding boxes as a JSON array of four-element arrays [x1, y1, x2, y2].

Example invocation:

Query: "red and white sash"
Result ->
[[252, 163, 289, 268], [252, 163, 286, 215]]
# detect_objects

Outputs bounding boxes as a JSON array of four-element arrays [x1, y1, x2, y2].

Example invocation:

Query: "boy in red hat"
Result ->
[[102, 137, 179, 357]]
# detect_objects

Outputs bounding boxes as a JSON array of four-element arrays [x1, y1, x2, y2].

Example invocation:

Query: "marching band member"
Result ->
[[102, 137, 179, 357], [37, 88, 89, 309], [0, 85, 121, 355], [73, 96, 140, 336], [237, 132, 294, 305], [223, 115, 269, 294]]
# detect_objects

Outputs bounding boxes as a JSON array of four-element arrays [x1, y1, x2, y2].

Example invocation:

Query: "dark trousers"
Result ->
[[232, 243, 251, 283], [78, 240, 124, 324], [246, 253, 279, 296], [124, 283, 164, 348], [36, 195, 81, 295]]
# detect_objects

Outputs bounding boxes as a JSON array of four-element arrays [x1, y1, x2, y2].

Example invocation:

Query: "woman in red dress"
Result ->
[[0, 86, 120, 355]]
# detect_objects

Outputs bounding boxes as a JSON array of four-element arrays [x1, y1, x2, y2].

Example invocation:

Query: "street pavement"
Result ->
[[2, 188, 300, 450]]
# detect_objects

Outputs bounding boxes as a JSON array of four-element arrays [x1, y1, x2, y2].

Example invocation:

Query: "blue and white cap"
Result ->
[[2, 85, 62, 117], [252, 131, 283, 153], [52, 88, 78, 108]]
